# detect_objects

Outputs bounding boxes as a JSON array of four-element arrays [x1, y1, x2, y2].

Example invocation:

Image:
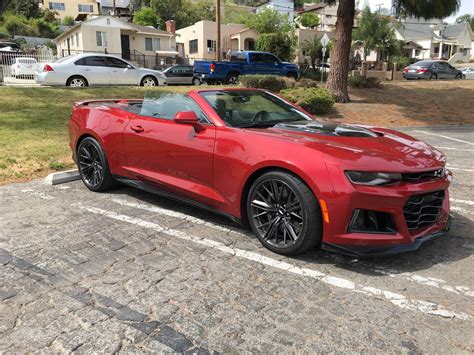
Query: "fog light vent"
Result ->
[[348, 209, 396, 234]]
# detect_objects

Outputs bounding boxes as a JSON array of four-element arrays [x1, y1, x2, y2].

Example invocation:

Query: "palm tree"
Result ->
[[301, 36, 322, 70], [325, 0, 461, 103]]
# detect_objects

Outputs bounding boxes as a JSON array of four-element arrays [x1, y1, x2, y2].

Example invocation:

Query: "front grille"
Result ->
[[403, 190, 445, 231], [402, 169, 444, 182]]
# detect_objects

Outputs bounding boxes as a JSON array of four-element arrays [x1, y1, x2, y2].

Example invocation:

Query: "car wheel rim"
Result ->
[[78, 143, 103, 187], [143, 78, 156, 86], [228, 76, 238, 85], [250, 179, 304, 249], [70, 78, 85, 87]]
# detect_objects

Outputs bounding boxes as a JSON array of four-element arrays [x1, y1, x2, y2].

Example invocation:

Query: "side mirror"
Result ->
[[174, 111, 206, 132], [127, 64, 134, 69]]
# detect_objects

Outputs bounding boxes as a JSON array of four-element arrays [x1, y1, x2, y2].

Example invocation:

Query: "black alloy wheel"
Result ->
[[247, 171, 322, 255], [77, 137, 117, 192]]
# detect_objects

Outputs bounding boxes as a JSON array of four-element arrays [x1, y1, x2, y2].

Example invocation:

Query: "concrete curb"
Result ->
[[44, 169, 80, 185]]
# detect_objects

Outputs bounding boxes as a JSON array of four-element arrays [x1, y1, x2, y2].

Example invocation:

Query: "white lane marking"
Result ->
[[451, 206, 474, 215], [21, 189, 54, 200], [414, 130, 474, 145], [80, 204, 471, 320], [447, 166, 474, 173], [451, 199, 474, 206], [111, 197, 474, 298], [111, 198, 250, 236], [437, 146, 474, 152]]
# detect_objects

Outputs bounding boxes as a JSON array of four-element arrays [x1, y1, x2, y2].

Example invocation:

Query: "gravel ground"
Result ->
[[0, 126, 473, 353]]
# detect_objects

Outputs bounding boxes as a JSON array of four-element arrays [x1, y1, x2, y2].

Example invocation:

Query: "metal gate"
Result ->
[[0, 51, 57, 85]]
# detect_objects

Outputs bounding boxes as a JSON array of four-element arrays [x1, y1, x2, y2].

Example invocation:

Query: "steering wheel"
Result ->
[[251, 110, 269, 122]]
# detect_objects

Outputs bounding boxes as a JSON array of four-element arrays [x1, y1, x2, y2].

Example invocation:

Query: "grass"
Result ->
[[0, 80, 473, 184], [0, 86, 198, 185]]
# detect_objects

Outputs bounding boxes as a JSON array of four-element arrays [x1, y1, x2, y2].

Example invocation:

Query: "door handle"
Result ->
[[130, 125, 144, 133]]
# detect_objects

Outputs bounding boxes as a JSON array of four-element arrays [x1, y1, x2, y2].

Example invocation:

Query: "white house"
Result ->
[[256, 0, 295, 22], [394, 21, 473, 63]]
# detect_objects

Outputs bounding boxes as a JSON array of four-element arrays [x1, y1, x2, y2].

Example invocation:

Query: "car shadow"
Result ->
[[109, 186, 473, 276]]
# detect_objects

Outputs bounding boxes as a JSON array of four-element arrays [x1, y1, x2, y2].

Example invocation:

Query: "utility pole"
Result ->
[[216, 0, 221, 61]]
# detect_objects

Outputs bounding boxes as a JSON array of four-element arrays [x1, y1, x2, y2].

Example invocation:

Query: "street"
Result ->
[[0, 125, 473, 353]]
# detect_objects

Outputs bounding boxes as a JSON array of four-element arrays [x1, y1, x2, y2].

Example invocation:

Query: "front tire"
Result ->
[[141, 75, 158, 87], [455, 73, 462, 79], [77, 137, 117, 192], [247, 171, 322, 255]]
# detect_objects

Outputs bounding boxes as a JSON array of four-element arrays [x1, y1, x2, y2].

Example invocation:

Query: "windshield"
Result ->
[[199, 90, 312, 128]]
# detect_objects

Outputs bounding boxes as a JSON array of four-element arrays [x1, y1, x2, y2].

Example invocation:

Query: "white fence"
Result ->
[[0, 51, 57, 85]]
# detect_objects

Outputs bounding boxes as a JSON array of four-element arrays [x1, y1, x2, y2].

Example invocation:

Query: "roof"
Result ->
[[442, 23, 472, 39], [396, 22, 473, 42], [55, 16, 174, 41], [297, 3, 327, 14], [99, 0, 130, 8]]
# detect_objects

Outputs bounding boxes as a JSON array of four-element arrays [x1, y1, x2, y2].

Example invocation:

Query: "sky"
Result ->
[[362, 0, 474, 23]]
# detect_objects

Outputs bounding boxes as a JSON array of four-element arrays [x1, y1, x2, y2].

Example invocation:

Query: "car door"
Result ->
[[122, 93, 216, 206], [262, 53, 282, 75], [108, 57, 138, 85], [247, 53, 271, 75], [164, 66, 180, 84], [438, 62, 451, 79], [181, 66, 194, 84], [77, 56, 111, 85]]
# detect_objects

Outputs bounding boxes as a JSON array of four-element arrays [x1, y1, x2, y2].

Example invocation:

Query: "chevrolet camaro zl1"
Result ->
[[68, 89, 452, 256]]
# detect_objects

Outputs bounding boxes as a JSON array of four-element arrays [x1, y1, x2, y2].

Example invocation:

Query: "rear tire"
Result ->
[[429, 73, 438, 80], [192, 77, 202, 86], [67, 76, 88, 87], [77, 137, 118, 192], [247, 171, 322, 255], [225, 72, 239, 85]]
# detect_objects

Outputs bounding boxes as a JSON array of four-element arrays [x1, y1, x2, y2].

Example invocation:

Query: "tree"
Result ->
[[12, 0, 40, 19], [246, 8, 292, 34], [62, 16, 75, 26], [300, 12, 320, 28], [151, 0, 182, 22], [301, 35, 322, 69], [353, 7, 397, 62], [177, 0, 215, 28], [325, 0, 461, 103], [133, 7, 161, 27], [456, 14, 474, 31], [256, 32, 297, 62]]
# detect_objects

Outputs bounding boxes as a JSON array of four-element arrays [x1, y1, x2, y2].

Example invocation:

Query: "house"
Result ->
[[176, 20, 258, 64], [296, 2, 339, 32], [98, 0, 131, 21], [40, 0, 99, 21], [394, 20, 473, 63], [255, 0, 295, 22], [55, 16, 178, 69]]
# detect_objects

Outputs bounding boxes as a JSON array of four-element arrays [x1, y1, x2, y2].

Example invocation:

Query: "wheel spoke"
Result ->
[[284, 222, 298, 241], [263, 216, 281, 240]]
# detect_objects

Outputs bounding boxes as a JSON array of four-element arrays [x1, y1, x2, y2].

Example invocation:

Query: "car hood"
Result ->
[[248, 120, 446, 171]]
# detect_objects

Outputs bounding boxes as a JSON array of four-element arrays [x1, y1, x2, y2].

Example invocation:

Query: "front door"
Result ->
[[121, 34, 130, 60], [122, 93, 216, 206], [107, 56, 138, 85], [77, 56, 111, 85]]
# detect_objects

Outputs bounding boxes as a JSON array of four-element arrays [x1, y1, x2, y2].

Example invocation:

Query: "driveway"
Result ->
[[0, 126, 473, 352]]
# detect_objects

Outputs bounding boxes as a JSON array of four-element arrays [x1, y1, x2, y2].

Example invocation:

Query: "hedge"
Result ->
[[280, 87, 335, 115], [239, 75, 318, 92]]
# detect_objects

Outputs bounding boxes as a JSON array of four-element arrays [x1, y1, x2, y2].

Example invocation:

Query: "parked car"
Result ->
[[10, 57, 41, 78], [460, 67, 474, 80], [35, 53, 167, 87], [403, 60, 462, 80], [317, 62, 331, 73], [0, 41, 21, 52], [193, 51, 300, 84], [69, 88, 451, 257], [163, 65, 201, 85]]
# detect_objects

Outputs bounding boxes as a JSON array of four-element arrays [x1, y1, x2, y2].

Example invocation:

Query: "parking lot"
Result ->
[[0, 125, 473, 352]]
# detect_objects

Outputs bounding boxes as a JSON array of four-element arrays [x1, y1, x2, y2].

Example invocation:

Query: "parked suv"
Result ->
[[403, 60, 462, 80]]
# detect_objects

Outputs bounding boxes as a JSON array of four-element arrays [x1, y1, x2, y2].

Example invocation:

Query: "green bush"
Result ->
[[239, 75, 289, 92], [280, 87, 335, 115], [294, 78, 318, 88], [347, 76, 382, 89], [389, 55, 411, 70]]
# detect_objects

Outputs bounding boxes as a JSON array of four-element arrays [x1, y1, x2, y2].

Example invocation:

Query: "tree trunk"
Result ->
[[327, 0, 355, 103]]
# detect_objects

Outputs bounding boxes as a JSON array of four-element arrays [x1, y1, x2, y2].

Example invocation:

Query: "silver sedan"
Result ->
[[35, 53, 167, 87]]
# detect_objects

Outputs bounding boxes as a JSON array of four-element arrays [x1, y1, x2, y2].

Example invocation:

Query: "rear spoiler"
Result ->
[[74, 99, 143, 107]]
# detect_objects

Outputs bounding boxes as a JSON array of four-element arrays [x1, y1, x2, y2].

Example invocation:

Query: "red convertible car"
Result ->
[[69, 89, 452, 256]]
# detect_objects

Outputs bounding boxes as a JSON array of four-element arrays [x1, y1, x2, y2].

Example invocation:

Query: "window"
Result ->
[[96, 31, 108, 47], [75, 33, 79, 47], [263, 54, 279, 64], [138, 93, 207, 122], [206, 39, 216, 52], [78, 4, 94, 12], [230, 52, 247, 62], [189, 39, 198, 54], [49, 2, 65, 10], [145, 37, 161, 51], [84, 56, 108, 67], [250, 53, 265, 63], [107, 57, 129, 68]]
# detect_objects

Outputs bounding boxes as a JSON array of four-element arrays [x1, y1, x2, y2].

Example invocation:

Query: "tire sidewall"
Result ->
[[247, 171, 321, 255], [141, 76, 158, 86]]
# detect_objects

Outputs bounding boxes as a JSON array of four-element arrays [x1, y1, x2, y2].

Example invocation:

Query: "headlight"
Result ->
[[345, 171, 402, 186], [157, 72, 166, 79]]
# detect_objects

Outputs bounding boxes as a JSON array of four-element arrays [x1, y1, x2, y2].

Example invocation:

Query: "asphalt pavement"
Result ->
[[0, 125, 473, 353]]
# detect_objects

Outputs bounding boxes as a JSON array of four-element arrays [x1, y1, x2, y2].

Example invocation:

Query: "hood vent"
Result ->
[[274, 121, 379, 138]]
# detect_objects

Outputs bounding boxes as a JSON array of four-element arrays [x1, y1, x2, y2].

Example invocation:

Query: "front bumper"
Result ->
[[321, 214, 452, 257]]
